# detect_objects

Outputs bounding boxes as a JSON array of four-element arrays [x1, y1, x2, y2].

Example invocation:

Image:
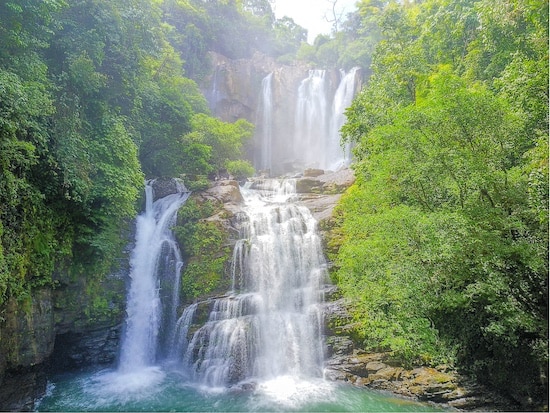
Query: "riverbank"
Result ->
[[322, 288, 533, 412]]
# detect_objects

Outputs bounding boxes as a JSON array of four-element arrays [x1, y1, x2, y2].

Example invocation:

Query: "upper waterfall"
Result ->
[[201, 53, 361, 176], [256, 73, 274, 172], [252, 67, 360, 174], [294, 70, 330, 170], [293, 68, 359, 171]]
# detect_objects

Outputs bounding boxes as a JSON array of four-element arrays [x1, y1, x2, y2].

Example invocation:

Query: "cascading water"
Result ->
[[294, 70, 329, 169], [292, 68, 359, 171], [37, 141, 442, 413], [327, 67, 359, 170], [206, 66, 225, 116], [255, 73, 274, 173], [37, 66, 440, 412], [118, 180, 190, 373], [171, 179, 327, 388]]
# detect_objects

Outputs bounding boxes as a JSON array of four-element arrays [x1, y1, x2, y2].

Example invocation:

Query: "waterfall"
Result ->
[[328, 68, 359, 170], [172, 179, 327, 387], [118, 180, 189, 372], [206, 65, 224, 115], [294, 70, 329, 170], [255, 73, 274, 173], [293, 68, 359, 171]]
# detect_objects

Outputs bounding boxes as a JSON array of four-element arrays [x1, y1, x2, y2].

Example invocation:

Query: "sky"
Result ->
[[272, 0, 359, 43]]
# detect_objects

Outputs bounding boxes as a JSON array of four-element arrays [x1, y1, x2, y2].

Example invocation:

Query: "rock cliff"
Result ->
[[201, 52, 362, 175], [322, 288, 516, 411], [0, 289, 54, 410]]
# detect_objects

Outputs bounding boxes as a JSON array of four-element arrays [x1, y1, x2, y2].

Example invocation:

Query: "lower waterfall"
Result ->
[[171, 179, 327, 386], [119, 180, 190, 372], [36, 179, 442, 412]]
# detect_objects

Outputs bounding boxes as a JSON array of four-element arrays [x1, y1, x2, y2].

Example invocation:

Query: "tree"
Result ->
[[335, 0, 548, 405], [0, 0, 67, 305], [185, 114, 254, 178]]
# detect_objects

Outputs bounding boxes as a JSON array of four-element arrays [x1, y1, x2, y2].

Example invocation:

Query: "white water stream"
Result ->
[[119, 180, 189, 373], [256, 73, 274, 172], [255, 68, 359, 174], [171, 179, 327, 387]]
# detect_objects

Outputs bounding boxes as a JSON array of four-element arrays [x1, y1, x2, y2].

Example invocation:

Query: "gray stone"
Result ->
[[0, 288, 54, 411], [152, 177, 187, 201]]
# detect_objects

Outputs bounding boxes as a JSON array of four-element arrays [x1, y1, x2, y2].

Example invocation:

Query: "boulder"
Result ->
[[304, 168, 325, 177], [202, 180, 244, 205], [151, 177, 187, 201]]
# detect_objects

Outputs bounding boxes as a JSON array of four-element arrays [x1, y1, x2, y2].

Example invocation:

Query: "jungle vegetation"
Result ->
[[332, 0, 548, 405], [0, 0, 547, 407], [0, 0, 266, 311]]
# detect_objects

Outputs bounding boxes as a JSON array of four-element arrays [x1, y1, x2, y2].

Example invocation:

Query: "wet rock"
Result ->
[[316, 169, 356, 193], [326, 336, 354, 357], [230, 381, 257, 393], [192, 180, 246, 244], [0, 288, 54, 411], [151, 177, 187, 201], [0, 289, 54, 369], [296, 168, 355, 226], [365, 361, 390, 374], [296, 178, 323, 194], [296, 168, 355, 195], [321, 293, 500, 410], [304, 168, 325, 177], [49, 326, 121, 371], [0, 366, 47, 411], [299, 194, 342, 223], [202, 180, 244, 205]]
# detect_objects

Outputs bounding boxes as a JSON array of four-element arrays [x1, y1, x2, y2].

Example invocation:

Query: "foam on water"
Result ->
[[254, 376, 338, 408], [88, 366, 166, 398]]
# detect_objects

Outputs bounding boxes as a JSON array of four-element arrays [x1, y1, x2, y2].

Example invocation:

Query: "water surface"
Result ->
[[37, 367, 444, 412]]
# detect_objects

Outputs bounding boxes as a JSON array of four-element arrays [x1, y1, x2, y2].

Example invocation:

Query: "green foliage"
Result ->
[[0, 15, 63, 305], [186, 114, 254, 178], [226, 160, 255, 181], [163, 0, 305, 74], [180, 256, 228, 300], [272, 16, 307, 56], [336, 0, 548, 404], [294, 1, 382, 69], [174, 199, 231, 301]]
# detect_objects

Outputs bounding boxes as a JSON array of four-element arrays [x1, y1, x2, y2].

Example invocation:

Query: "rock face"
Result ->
[[0, 271, 126, 411], [151, 177, 188, 201], [202, 52, 362, 176], [202, 52, 309, 176], [295, 168, 355, 245], [202, 51, 309, 125], [322, 289, 517, 411], [0, 289, 54, 410], [190, 179, 246, 246]]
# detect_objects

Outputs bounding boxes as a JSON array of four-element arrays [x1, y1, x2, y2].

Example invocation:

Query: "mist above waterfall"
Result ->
[[202, 53, 361, 176], [257, 67, 360, 174]]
